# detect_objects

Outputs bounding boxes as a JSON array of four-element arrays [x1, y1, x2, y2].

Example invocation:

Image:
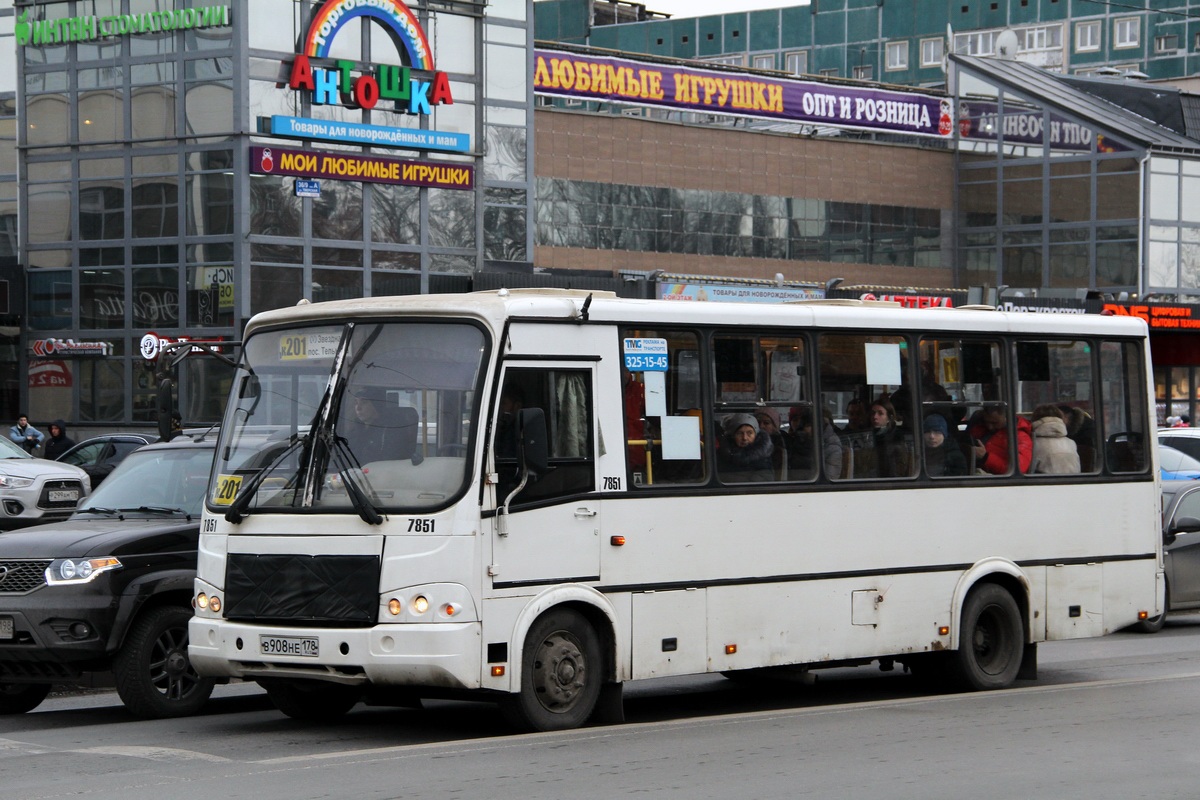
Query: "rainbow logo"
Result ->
[[303, 0, 433, 71]]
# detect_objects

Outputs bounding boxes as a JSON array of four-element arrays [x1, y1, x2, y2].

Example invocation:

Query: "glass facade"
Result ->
[[12, 0, 515, 428], [536, 178, 942, 267], [954, 64, 1147, 293]]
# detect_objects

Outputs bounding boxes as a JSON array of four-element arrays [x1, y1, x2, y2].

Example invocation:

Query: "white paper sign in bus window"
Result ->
[[623, 338, 669, 372]]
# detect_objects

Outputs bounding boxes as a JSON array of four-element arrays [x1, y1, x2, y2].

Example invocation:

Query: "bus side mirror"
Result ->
[[156, 378, 175, 440], [518, 408, 549, 475]]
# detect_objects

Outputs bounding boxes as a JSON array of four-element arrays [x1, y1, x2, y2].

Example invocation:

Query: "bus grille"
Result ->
[[223, 553, 380, 627]]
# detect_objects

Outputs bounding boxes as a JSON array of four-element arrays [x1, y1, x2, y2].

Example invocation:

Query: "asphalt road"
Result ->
[[4, 615, 1200, 800]]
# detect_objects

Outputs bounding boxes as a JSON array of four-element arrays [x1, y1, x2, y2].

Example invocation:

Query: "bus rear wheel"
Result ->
[[261, 680, 362, 722], [502, 608, 602, 732], [952, 583, 1024, 691]]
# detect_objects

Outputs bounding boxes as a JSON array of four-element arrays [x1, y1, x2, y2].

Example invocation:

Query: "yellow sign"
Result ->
[[212, 474, 242, 506]]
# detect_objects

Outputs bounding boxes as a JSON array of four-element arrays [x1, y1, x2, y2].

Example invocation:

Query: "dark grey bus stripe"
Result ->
[[490, 552, 1156, 592]]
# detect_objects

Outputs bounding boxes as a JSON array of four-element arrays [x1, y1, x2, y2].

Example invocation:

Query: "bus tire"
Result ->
[[113, 606, 215, 718], [502, 608, 602, 732], [0, 683, 51, 714], [952, 583, 1024, 691], [261, 679, 362, 722]]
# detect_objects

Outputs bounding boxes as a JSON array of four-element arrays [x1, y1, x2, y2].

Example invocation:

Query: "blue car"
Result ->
[[1159, 444, 1200, 481]]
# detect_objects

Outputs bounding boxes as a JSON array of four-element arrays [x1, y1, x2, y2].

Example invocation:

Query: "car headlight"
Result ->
[[45, 557, 122, 585], [0, 474, 34, 488]]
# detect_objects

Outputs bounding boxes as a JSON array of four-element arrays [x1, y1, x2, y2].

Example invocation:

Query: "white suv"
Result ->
[[0, 435, 90, 529], [1159, 427, 1200, 463]]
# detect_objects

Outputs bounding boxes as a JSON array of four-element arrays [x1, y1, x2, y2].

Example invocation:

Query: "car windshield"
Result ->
[[0, 437, 32, 459], [1159, 444, 1200, 473], [79, 446, 214, 516], [210, 320, 486, 518]]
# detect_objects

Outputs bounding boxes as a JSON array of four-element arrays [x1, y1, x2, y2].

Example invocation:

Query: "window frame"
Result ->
[[1114, 17, 1140, 49], [920, 38, 944, 67], [886, 41, 909, 71], [1075, 20, 1101, 53]]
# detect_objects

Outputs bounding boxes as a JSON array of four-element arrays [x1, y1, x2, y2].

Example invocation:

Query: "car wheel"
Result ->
[[260, 680, 362, 722], [0, 683, 51, 714], [113, 606, 215, 718]]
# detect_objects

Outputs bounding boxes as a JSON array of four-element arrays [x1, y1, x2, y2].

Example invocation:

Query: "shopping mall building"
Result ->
[[1, 0, 1199, 430]]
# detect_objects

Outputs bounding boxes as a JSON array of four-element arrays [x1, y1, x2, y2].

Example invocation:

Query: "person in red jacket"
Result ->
[[969, 406, 1033, 474]]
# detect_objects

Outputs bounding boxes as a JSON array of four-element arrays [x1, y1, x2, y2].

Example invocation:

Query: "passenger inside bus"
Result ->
[[923, 414, 968, 477], [717, 413, 775, 483], [754, 408, 786, 478], [1030, 404, 1081, 474], [968, 406, 1033, 474], [855, 396, 912, 478], [786, 406, 843, 479], [1058, 404, 1097, 472]]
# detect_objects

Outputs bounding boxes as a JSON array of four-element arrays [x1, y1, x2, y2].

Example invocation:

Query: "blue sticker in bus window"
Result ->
[[623, 338, 669, 372]]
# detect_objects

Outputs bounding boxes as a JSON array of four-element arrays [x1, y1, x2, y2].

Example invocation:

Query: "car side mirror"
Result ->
[[1169, 515, 1200, 537]]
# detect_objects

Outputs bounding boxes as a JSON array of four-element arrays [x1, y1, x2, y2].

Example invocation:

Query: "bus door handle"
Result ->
[[574, 507, 597, 519]]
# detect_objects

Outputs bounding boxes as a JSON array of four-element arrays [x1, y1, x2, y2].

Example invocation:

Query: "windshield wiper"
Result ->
[[224, 433, 307, 524], [330, 437, 383, 526], [79, 506, 121, 517], [133, 506, 192, 520]]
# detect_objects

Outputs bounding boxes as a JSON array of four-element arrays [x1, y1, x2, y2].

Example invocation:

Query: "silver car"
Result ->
[[1133, 480, 1200, 632], [0, 435, 90, 529]]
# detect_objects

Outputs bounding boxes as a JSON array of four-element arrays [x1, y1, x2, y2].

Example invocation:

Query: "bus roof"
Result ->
[[243, 289, 1150, 340]]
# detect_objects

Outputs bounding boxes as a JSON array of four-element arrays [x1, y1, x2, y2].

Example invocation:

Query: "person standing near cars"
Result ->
[[42, 420, 75, 461], [9, 414, 42, 454]]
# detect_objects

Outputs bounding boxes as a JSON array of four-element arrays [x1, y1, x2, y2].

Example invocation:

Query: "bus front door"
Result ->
[[488, 363, 601, 586]]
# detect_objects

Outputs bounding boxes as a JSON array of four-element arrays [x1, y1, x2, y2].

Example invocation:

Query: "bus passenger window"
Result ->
[[620, 329, 706, 487], [1014, 339, 1098, 475], [818, 333, 916, 480]]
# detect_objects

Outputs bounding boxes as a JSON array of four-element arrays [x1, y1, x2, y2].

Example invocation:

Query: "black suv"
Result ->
[[0, 433, 216, 718]]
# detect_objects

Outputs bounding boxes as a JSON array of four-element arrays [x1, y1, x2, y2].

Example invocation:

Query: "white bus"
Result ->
[[189, 290, 1163, 730]]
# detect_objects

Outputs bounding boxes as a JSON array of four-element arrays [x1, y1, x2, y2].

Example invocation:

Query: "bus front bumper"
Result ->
[[188, 618, 483, 691]]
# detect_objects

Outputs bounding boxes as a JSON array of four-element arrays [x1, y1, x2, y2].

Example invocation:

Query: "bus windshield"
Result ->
[[210, 320, 486, 518]]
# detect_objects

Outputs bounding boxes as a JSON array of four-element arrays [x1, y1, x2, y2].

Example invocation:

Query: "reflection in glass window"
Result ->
[[312, 181, 363, 242], [133, 267, 180, 328], [250, 175, 302, 238], [484, 125, 527, 182], [80, 185, 125, 241], [484, 205, 526, 261], [251, 264, 303, 315], [370, 184, 420, 245], [28, 271, 73, 331], [80, 341, 126, 423], [429, 188, 476, 249], [132, 181, 179, 238], [80, 268, 126, 329]]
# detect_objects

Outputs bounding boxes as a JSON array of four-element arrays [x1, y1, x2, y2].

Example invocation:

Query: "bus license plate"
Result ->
[[260, 635, 319, 658], [48, 490, 79, 503], [0, 617, 13, 640]]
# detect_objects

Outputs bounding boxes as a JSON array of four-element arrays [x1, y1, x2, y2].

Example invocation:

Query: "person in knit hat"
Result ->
[[922, 414, 966, 477], [717, 413, 775, 483], [42, 420, 75, 461]]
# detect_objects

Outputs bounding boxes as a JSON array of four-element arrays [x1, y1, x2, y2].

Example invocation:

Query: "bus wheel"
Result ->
[[502, 608, 602, 732], [952, 584, 1024, 691], [261, 680, 362, 722], [0, 683, 51, 714], [113, 606, 216, 718]]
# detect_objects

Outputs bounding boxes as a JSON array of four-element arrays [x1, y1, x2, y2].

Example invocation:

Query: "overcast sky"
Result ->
[[644, 0, 806, 19]]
